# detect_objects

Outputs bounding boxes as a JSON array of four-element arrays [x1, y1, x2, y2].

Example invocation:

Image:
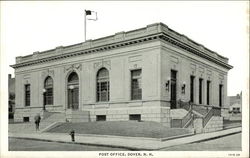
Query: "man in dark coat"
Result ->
[[34, 113, 41, 131], [69, 129, 75, 142]]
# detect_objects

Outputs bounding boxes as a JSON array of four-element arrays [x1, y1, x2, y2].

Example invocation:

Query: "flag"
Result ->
[[85, 10, 92, 15], [85, 10, 97, 21]]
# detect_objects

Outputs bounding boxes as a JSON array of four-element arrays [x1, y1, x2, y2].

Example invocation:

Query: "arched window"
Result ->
[[67, 72, 79, 109], [96, 68, 109, 102], [44, 76, 53, 105]]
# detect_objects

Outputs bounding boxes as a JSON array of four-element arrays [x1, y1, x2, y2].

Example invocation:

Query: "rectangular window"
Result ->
[[199, 78, 203, 104], [207, 81, 210, 105], [25, 84, 30, 106], [190, 76, 195, 103], [129, 114, 141, 121], [219, 84, 223, 107], [96, 115, 106, 121], [131, 69, 142, 100]]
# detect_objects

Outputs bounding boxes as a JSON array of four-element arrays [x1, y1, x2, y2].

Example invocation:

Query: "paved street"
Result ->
[[161, 133, 241, 151], [9, 133, 241, 151], [9, 138, 128, 151]]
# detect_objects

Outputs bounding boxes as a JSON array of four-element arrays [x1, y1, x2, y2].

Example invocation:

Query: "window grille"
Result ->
[[25, 84, 30, 106], [97, 68, 110, 102], [131, 69, 142, 100]]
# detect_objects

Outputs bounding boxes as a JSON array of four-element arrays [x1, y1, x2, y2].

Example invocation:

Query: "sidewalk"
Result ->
[[9, 127, 241, 150]]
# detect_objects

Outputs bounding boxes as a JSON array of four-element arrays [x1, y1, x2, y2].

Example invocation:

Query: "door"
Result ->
[[219, 84, 223, 107], [68, 87, 79, 109], [67, 72, 79, 110], [171, 70, 177, 109]]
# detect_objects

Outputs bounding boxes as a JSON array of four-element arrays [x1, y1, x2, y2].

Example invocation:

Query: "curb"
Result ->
[[160, 133, 195, 141], [46, 131, 195, 142], [9, 136, 149, 151], [190, 130, 242, 144], [223, 124, 241, 130], [75, 133, 159, 141]]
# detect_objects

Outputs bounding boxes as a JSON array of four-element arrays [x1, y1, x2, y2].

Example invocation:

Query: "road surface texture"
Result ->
[[161, 133, 241, 151], [9, 138, 128, 151]]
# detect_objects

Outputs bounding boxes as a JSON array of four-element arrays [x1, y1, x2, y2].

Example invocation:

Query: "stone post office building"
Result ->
[[11, 23, 233, 129]]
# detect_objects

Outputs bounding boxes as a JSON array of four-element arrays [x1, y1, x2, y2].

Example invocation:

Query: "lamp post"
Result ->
[[182, 81, 186, 94], [42, 88, 47, 111], [69, 85, 74, 109]]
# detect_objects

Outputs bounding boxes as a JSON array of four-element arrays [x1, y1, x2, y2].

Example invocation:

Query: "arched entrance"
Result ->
[[67, 72, 79, 110]]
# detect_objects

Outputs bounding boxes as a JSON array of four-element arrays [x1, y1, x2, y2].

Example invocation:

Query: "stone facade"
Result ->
[[11, 23, 232, 127]]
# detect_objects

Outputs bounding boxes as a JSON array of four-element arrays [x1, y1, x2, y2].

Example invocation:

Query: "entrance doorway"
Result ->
[[219, 84, 223, 107], [67, 72, 79, 110], [170, 70, 177, 109]]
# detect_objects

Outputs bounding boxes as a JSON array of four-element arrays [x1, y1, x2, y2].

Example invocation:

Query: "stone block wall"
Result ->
[[14, 107, 43, 122], [203, 116, 223, 133], [88, 106, 171, 127], [229, 114, 242, 121], [45, 105, 64, 113], [14, 105, 64, 122], [193, 117, 203, 134], [221, 108, 230, 120], [66, 110, 90, 122]]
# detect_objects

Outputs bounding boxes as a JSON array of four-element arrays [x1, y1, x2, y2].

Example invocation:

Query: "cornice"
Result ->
[[10, 34, 159, 69], [158, 33, 233, 70], [10, 23, 233, 70]]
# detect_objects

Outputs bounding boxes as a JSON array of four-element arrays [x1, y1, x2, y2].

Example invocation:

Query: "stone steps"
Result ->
[[192, 106, 209, 116], [170, 109, 188, 119], [39, 112, 66, 130]]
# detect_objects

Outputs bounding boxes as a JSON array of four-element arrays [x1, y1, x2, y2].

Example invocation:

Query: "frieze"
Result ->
[[129, 55, 142, 62], [219, 74, 224, 80], [23, 74, 30, 79], [94, 60, 111, 70], [64, 63, 82, 73], [207, 70, 212, 76], [42, 69, 55, 78], [199, 67, 205, 73], [170, 56, 179, 64], [190, 63, 196, 70]]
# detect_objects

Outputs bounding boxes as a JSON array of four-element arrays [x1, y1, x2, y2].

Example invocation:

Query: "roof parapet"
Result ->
[[12, 22, 231, 67]]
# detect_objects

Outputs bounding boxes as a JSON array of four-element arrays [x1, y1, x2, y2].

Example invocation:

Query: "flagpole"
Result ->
[[84, 10, 86, 41]]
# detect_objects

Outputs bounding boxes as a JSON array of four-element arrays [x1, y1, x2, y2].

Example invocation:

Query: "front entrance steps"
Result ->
[[170, 109, 193, 128], [39, 111, 66, 131], [192, 106, 210, 117], [170, 107, 223, 133], [9, 111, 66, 133]]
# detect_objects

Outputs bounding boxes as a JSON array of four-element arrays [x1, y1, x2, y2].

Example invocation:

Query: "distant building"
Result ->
[[229, 92, 242, 113], [10, 23, 233, 132], [8, 74, 15, 119]]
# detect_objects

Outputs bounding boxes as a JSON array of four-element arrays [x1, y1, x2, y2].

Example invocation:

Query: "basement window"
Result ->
[[96, 115, 106, 121], [23, 117, 30, 122], [129, 114, 141, 121]]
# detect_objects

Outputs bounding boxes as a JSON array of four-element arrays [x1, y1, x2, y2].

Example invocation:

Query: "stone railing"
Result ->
[[203, 106, 221, 127], [171, 100, 193, 128], [178, 99, 191, 111]]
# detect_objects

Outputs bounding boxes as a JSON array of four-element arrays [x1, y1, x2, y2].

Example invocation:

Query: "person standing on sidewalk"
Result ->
[[34, 113, 41, 131], [69, 129, 75, 142]]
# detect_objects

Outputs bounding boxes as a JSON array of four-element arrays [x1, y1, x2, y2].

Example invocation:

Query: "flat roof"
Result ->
[[11, 22, 233, 69]]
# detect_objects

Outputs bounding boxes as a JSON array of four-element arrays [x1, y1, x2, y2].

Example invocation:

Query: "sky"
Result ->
[[1, 1, 249, 96]]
